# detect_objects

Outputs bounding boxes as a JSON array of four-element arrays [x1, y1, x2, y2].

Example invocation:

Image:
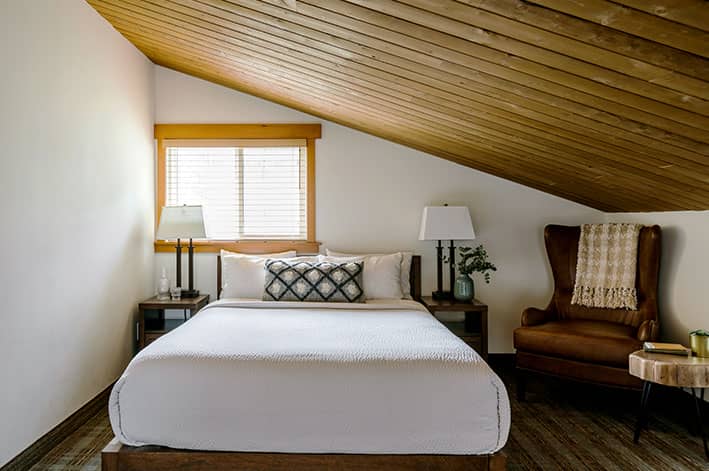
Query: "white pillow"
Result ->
[[277, 255, 321, 263], [221, 249, 297, 258], [326, 250, 413, 299], [319, 252, 403, 300], [220, 250, 296, 299]]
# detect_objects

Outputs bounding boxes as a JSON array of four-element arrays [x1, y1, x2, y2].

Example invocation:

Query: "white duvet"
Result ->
[[109, 299, 510, 454]]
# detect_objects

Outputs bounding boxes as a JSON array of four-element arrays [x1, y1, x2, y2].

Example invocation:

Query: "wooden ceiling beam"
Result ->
[[97, 1, 678, 165], [339, 0, 708, 122], [158, 0, 709, 164], [609, 0, 709, 32], [184, 0, 709, 164], [288, 2, 709, 156], [251, 0, 708, 145], [131, 0, 676, 167], [393, 0, 707, 100], [86, 0, 709, 211], [141, 2, 708, 176], [456, 0, 708, 79], [527, 0, 709, 55], [101, 0, 709, 194], [118, 27, 703, 209], [97, 4, 696, 187]]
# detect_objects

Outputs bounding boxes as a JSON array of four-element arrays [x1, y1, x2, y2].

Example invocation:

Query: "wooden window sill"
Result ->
[[154, 240, 321, 254]]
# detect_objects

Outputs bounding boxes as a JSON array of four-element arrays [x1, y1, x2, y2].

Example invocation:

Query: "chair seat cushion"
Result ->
[[514, 320, 642, 367]]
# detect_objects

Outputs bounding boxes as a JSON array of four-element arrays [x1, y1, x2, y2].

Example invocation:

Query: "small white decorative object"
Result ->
[[157, 267, 170, 300]]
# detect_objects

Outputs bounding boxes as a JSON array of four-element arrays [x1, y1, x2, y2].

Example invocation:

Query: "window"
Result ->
[[165, 140, 306, 240], [155, 124, 321, 253]]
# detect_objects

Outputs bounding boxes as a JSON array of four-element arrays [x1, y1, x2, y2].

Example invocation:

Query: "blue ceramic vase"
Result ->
[[454, 274, 475, 302]]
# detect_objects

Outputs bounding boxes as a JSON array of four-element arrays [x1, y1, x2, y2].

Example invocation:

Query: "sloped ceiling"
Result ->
[[87, 0, 709, 211]]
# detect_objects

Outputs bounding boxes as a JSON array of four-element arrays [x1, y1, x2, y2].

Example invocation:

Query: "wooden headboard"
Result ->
[[217, 254, 421, 301], [409, 255, 422, 301]]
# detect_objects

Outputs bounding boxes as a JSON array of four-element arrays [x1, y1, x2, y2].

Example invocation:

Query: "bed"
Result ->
[[102, 255, 510, 470]]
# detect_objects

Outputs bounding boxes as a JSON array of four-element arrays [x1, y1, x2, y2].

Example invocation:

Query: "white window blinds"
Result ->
[[165, 139, 307, 240]]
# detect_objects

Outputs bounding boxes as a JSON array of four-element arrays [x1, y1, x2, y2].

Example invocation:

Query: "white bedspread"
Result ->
[[109, 299, 510, 454]]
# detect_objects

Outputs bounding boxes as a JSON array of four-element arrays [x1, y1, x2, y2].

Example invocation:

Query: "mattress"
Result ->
[[109, 299, 510, 454]]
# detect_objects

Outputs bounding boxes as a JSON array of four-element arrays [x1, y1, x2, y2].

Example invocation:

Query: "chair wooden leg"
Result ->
[[516, 370, 527, 402]]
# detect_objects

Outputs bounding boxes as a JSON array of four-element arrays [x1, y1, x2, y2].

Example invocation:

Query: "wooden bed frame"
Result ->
[[102, 254, 507, 470]]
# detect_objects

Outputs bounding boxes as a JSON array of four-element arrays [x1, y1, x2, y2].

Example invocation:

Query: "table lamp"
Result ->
[[156, 205, 206, 298], [419, 205, 476, 300]]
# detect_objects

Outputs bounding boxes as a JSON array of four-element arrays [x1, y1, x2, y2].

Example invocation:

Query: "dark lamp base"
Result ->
[[431, 290, 452, 300], [181, 289, 200, 298]]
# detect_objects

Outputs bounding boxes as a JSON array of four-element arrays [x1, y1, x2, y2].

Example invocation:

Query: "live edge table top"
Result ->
[[629, 350, 709, 388]]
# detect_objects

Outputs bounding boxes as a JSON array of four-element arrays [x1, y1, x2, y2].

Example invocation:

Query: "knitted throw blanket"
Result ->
[[571, 223, 643, 310]]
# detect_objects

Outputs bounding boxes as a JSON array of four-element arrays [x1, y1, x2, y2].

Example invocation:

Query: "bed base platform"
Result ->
[[102, 438, 507, 471]]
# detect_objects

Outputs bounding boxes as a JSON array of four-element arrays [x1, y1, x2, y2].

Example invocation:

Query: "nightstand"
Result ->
[[421, 296, 488, 361], [138, 294, 210, 350]]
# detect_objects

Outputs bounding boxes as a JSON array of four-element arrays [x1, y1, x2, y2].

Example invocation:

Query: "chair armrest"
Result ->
[[521, 307, 555, 326], [637, 320, 659, 342]]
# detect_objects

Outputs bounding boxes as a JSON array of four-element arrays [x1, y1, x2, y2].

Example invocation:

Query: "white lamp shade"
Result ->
[[156, 205, 206, 240], [418, 206, 476, 241]]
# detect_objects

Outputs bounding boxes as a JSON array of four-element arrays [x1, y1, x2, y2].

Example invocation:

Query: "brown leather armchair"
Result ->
[[514, 224, 661, 399]]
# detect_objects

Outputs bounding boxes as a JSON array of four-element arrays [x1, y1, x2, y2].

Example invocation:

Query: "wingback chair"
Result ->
[[514, 224, 661, 399]]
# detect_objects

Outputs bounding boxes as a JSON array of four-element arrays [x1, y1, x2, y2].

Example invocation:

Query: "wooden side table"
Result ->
[[629, 350, 709, 458], [138, 295, 210, 350], [421, 296, 488, 361]]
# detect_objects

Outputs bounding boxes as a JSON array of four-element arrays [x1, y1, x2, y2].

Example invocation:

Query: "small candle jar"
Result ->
[[170, 287, 182, 301]]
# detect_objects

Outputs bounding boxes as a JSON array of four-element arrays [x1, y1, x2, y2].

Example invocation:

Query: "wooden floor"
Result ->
[[27, 362, 708, 470]]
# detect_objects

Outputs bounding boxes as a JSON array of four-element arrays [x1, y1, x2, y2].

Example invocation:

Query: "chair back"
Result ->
[[544, 224, 661, 328]]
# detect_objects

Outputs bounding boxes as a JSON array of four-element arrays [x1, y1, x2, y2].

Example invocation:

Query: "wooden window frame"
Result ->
[[155, 124, 321, 254]]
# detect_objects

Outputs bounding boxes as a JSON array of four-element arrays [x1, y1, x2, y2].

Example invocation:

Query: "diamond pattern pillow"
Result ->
[[263, 259, 365, 303]]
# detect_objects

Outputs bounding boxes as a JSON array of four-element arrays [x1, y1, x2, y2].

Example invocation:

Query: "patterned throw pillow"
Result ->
[[263, 259, 365, 303]]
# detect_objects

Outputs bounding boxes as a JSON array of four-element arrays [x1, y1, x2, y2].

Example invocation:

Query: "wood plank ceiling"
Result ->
[[87, 0, 709, 211]]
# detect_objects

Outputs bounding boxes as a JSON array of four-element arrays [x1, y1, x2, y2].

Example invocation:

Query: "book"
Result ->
[[643, 342, 691, 356]]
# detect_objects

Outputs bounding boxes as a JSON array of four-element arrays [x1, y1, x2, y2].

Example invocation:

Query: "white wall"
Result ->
[[606, 212, 709, 345], [0, 1, 154, 465], [154, 66, 605, 353]]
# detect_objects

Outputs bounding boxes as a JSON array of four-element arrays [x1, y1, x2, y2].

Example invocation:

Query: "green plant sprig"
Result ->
[[456, 245, 497, 283], [690, 329, 709, 337]]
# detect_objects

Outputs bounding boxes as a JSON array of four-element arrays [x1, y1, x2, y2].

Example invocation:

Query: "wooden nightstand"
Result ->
[[138, 294, 210, 350], [421, 296, 488, 361]]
